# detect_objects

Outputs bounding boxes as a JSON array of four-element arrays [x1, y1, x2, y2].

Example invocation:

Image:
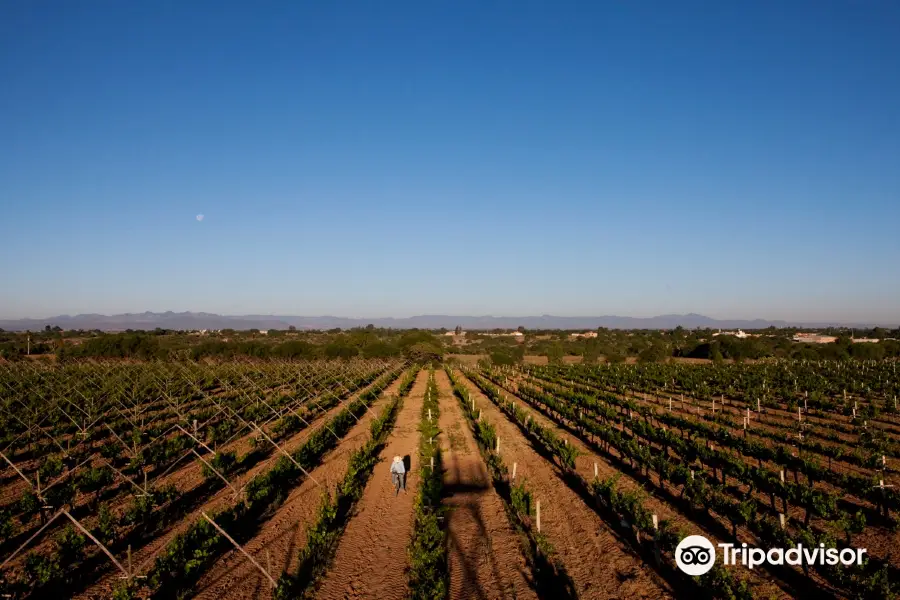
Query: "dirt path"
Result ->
[[498, 372, 791, 598], [190, 376, 410, 600], [314, 370, 427, 600], [454, 370, 673, 600], [74, 375, 405, 600], [435, 370, 538, 600]]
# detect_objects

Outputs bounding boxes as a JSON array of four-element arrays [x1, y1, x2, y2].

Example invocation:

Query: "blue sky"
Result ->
[[1, 1, 898, 323]]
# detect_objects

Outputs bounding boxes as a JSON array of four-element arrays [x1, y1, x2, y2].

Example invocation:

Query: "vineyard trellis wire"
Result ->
[[0, 358, 406, 598]]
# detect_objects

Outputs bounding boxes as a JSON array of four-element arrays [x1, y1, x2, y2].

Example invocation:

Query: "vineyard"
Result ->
[[0, 357, 897, 599], [0, 359, 409, 599], [461, 359, 900, 599]]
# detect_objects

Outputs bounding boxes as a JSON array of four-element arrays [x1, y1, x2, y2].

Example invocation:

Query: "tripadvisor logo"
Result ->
[[675, 535, 867, 576], [676, 535, 716, 576]]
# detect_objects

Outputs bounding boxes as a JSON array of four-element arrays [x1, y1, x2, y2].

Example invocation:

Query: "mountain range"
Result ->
[[0, 311, 893, 332]]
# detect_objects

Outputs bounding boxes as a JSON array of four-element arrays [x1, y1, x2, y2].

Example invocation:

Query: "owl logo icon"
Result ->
[[675, 535, 716, 576]]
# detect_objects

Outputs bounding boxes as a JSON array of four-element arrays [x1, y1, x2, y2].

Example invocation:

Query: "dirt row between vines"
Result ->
[[492, 371, 795, 598], [313, 369, 428, 600], [0, 374, 356, 550], [74, 374, 406, 600], [623, 384, 889, 478], [521, 373, 900, 573], [453, 369, 674, 600], [435, 369, 538, 600], [191, 371, 417, 600]]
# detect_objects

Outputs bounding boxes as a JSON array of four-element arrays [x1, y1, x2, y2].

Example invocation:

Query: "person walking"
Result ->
[[390, 456, 406, 495]]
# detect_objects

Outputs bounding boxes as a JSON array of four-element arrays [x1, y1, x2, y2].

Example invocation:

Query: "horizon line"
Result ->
[[1, 310, 897, 328]]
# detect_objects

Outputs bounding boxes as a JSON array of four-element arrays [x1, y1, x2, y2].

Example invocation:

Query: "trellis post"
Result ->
[[201, 512, 277, 588]]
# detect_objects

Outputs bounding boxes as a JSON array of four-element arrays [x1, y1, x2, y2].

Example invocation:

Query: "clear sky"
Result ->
[[2, 1, 899, 323]]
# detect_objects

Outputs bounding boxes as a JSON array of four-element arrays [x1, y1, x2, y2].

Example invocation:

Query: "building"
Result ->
[[712, 329, 750, 339], [792, 333, 838, 344], [569, 331, 598, 339]]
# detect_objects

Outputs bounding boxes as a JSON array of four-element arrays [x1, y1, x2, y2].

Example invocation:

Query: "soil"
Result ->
[[453, 370, 674, 600], [73, 375, 405, 600], [435, 369, 538, 600], [498, 372, 791, 598], [187, 374, 411, 600], [505, 370, 895, 594], [314, 370, 427, 600]]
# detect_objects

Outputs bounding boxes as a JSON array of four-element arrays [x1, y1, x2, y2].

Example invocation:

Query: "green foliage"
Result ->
[[201, 450, 238, 481], [545, 344, 565, 365], [111, 581, 139, 600], [409, 370, 448, 599], [362, 341, 401, 358], [54, 524, 86, 565], [489, 347, 524, 366], [67, 333, 168, 360], [510, 480, 533, 517], [323, 340, 359, 359], [95, 503, 117, 545], [38, 455, 63, 480], [277, 378, 408, 599], [76, 465, 114, 500], [404, 342, 444, 363], [18, 490, 41, 523], [0, 507, 14, 539], [638, 343, 669, 363], [121, 485, 178, 526], [23, 553, 61, 588]]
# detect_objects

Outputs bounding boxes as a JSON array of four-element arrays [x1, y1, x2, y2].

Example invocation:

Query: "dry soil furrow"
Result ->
[[189, 377, 412, 600], [522, 374, 896, 593], [435, 369, 538, 600], [454, 370, 673, 600], [313, 370, 428, 600], [500, 373, 790, 598], [74, 376, 405, 600]]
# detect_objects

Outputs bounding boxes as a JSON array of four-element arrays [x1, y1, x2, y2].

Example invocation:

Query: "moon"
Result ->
[[196, 214, 204, 222]]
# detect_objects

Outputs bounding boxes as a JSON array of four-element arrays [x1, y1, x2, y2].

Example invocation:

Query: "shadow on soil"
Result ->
[[494, 378, 840, 600]]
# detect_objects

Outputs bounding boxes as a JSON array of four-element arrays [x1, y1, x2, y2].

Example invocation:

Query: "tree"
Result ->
[[583, 340, 600, 365], [638, 344, 668, 363], [288, 325, 297, 331], [489, 350, 516, 366], [511, 344, 525, 363], [545, 344, 564, 365], [404, 342, 443, 363], [271, 340, 317, 359], [517, 325, 525, 333], [603, 347, 626, 364], [454, 325, 462, 335], [324, 342, 358, 359], [362, 342, 401, 359]]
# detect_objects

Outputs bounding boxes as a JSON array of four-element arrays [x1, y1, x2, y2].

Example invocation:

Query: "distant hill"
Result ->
[[0, 311, 892, 332]]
